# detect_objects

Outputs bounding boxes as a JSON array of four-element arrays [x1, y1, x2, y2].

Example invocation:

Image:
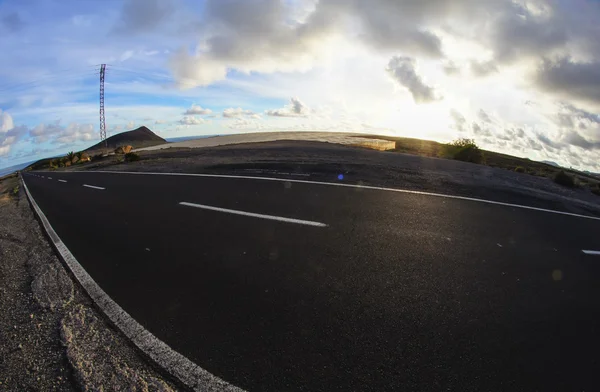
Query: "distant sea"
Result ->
[[166, 135, 220, 143], [0, 160, 37, 177]]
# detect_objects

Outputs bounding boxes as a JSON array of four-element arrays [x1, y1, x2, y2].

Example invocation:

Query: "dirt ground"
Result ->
[[69, 140, 600, 217], [0, 175, 181, 391]]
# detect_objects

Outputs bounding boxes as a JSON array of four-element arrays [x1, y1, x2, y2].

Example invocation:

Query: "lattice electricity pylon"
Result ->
[[99, 64, 107, 148]]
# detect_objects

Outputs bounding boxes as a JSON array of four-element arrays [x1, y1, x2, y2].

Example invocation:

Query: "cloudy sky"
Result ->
[[1, 0, 600, 171]]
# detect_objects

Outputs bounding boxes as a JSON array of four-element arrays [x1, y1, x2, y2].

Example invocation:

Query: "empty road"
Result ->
[[22, 170, 600, 391]]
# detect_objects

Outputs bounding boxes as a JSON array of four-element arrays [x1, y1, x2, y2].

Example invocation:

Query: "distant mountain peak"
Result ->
[[85, 126, 166, 152], [540, 160, 560, 167]]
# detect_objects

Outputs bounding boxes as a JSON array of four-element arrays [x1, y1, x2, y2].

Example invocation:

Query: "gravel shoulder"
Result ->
[[0, 175, 181, 391]]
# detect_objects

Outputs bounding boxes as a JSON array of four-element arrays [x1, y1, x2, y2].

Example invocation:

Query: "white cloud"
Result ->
[[184, 104, 213, 115], [155, 119, 166, 124], [126, 121, 135, 129], [265, 97, 310, 117], [0, 109, 14, 132], [222, 107, 255, 118], [55, 124, 95, 144], [0, 110, 26, 156], [178, 116, 206, 125], [29, 121, 95, 145]]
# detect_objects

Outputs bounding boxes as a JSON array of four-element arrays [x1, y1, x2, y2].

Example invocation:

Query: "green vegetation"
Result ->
[[66, 151, 75, 163], [76, 151, 84, 161], [514, 166, 525, 173], [439, 138, 485, 164], [553, 170, 576, 188], [124, 152, 140, 162], [12, 185, 19, 196]]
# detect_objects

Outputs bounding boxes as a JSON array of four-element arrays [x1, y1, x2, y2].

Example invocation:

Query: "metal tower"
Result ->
[[99, 64, 107, 148]]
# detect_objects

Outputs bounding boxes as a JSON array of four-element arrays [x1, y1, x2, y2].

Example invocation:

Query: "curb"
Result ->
[[21, 176, 244, 392]]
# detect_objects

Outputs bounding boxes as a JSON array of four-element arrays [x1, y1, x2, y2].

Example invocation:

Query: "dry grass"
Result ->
[[0, 173, 19, 200]]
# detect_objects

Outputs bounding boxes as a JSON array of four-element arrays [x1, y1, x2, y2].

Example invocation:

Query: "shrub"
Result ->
[[553, 170, 576, 187], [439, 138, 485, 164], [514, 166, 525, 173], [124, 152, 140, 162]]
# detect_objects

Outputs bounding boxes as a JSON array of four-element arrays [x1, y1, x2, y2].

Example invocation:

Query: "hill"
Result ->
[[85, 126, 166, 153], [352, 134, 599, 182], [541, 160, 560, 167]]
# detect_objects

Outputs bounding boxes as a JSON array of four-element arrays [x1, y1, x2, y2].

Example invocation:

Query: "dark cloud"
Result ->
[[386, 56, 439, 104], [490, 5, 567, 63], [552, 104, 600, 150], [470, 60, 498, 77], [526, 137, 543, 151], [443, 61, 461, 76], [450, 110, 466, 131], [114, 0, 175, 34], [472, 123, 492, 137], [497, 127, 525, 142], [534, 57, 600, 106], [478, 109, 492, 124], [563, 131, 600, 150], [537, 133, 562, 150]]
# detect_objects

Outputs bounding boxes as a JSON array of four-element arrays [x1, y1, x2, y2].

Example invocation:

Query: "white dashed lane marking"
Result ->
[[58, 180, 67, 183], [582, 250, 600, 256], [180, 201, 328, 227], [83, 184, 105, 190]]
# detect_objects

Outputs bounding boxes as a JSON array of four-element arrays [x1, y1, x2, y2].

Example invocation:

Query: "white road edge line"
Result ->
[[72, 170, 600, 222], [83, 184, 105, 190], [180, 201, 328, 227], [58, 179, 67, 183], [582, 250, 600, 256], [21, 177, 244, 392]]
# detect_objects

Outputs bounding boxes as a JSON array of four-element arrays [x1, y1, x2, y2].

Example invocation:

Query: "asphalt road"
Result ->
[[22, 171, 600, 391]]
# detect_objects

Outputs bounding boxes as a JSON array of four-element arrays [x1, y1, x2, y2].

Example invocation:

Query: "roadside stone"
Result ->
[[31, 263, 74, 311], [61, 304, 176, 392]]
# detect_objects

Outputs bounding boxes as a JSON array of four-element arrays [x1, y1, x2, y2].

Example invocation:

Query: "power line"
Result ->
[[0, 65, 98, 91], [0, 71, 99, 93], [107, 66, 177, 82]]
